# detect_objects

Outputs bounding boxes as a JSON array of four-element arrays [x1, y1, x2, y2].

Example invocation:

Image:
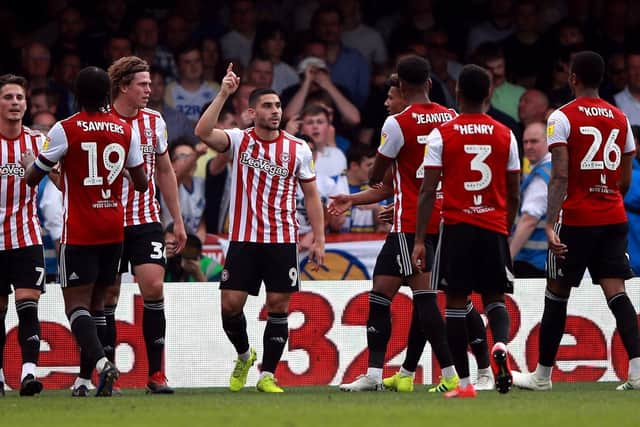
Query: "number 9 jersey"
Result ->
[[546, 98, 635, 226], [35, 111, 144, 245]]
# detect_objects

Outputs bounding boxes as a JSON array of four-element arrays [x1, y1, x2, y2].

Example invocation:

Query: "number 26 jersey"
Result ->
[[36, 111, 143, 245]]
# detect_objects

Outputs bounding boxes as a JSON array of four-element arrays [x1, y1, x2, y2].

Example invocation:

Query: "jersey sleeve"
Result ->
[[423, 128, 443, 169], [546, 109, 570, 149], [126, 127, 144, 168], [223, 128, 245, 159], [508, 131, 521, 172], [624, 118, 636, 154], [377, 116, 404, 159], [297, 141, 316, 182], [35, 122, 67, 172], [156, 115, 169, 155]]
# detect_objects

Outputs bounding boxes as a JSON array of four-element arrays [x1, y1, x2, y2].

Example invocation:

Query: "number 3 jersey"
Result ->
[[547, 98, 635, 226], [424, 113, 520, 236], [35, 111, 144, 245], [377, 103, 455, 234]]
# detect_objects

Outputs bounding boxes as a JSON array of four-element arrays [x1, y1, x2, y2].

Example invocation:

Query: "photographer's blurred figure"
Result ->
[[164, 227, 222, 282], [624, 125, 640, 275]]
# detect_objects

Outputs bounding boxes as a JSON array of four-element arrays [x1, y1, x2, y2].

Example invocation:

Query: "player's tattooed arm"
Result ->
[[412, 167, 440, 270], [545, 145, 569, 257], [546, 145, 569, 225], [506, 171, 520, 232], [369, 153, 393, 186], [619, 153, 633, 197]]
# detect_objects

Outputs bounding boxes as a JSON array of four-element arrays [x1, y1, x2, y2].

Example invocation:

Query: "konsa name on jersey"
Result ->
[[577, 106, 614, 118], [0, 162, 25, 177], [76, 120, 125, 134], [239, 152, 289, 177], [412, 111, 454, 124]]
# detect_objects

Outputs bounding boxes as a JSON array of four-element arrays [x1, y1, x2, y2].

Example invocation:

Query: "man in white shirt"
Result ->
[[300, 103, 347, 179], [614, 52, 640, 125]]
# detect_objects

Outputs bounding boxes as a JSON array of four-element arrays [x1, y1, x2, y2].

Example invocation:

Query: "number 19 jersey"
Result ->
[[546, 98, 635, 226], [36, 111, 144, 245], [424, 113, 520, 236]]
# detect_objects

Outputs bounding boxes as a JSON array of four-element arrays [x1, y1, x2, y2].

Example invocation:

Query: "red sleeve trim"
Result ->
[[548, 141, 567, 151], [299, 176, 317, 183], [376, 151, 394, 160], [508, 169, 521, 173], [424, 165, 443, 169]]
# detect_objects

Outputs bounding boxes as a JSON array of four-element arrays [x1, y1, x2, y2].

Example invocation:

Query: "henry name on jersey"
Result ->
[[0, 162, 25, 177], [453, 123, 495, 135], [240, 151, 289, 177]]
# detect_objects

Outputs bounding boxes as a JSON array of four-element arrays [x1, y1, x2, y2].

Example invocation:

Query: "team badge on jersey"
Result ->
[[144, 128, 153, 138], [280, 152, 289, 163]]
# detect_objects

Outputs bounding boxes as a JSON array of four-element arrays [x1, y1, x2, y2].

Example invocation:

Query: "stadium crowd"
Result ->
[[3, 1, 640, 270]]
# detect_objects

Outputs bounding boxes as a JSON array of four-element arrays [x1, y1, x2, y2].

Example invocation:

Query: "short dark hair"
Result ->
[[75, 66, 111, 112], [397, 55, 431, 86], [149, 65, 166, 80], [384, 73, 399, 89], [0, 74, 27, 92], [347, 143, 377, 166], [311, 5, 343, 29], [300, 103, 330, 120], [248, 88, 278, 107], [570, 51, 605, 89], [457, 64, 492, 104], [31, 87, 59, 106], [473, 42, 504, 65], [175, 42, 201, 64], [169, 136, 196, 159]]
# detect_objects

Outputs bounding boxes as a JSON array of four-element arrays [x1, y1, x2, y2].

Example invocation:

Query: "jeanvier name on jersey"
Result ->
[[76, 120, 125, 134], [412, 111, 454, 124], [239, 151, 289, 177]]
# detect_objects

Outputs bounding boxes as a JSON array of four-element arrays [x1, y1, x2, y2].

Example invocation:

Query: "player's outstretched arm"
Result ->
[[545, 145, 568, 257], [369, 153, 393, 186], [327, 178, 393, 215], [195, 63, 240, 152], [301, 180, 326, 271], [156, 152, 187, 253], [509, 213, 537, 258], [21, 150, 46, 187]]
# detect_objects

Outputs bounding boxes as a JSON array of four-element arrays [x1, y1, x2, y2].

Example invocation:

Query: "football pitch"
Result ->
[[0, 383, 636, 427]]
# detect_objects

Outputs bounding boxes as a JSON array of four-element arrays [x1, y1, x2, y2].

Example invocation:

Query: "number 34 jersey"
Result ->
[[35, 111, 143, 245], [424, 113, 520, 236], [547, 98, 635, 226]]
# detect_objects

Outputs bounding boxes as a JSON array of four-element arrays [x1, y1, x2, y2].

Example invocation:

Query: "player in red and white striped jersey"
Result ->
[[102, 56, 186, 394], [25, 66, 148, 397], [196, 64, 325, 393], [414, 65, 521, 397], [0, 74, 46, 396]]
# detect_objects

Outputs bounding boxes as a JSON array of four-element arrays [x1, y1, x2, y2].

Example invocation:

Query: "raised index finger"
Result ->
[[226, 62, 234, 74]]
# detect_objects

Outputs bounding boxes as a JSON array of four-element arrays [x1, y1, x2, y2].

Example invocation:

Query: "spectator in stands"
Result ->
[[624, 125, 640, 275], [282, 47, 360, 129], [164, 14, 190, 53], [312, 5, 370, 107], [51, 6, 86, 62], [21, 42, 52, 93], [245, 56, 274, 89], [148, 67, 198, 146], [602, 52, 627, 104], [165, 43, 220, 122], [384, 0, 436, 55], [30, 111, 57, 132], [164, 228, 222, 282], [518, 89, 550, 127], [466, 0, 515, 56], [503, 0, 544, 88], [201, 36, 225, 84], [202, 107, 236, 233], [231, 82, 257, 129], [339, 0, 387, 68], [547, 49, 575, 108], [132, 16, 178, 81], [220, 0, 257, 67], [103, 33, 132, 68], [252, 21, 299, 94], [593, 0, 629, 62], [475, 42, 525, 122], [51, 51, 81, 119], [330, 143, 388, 233], [614, 51, 640, 126], [161, 138, 206, 242], [300, 103, 347, 179], [29, 87, 58, 120], [509, 122, 551, 278], [425, 29, 460, 108]]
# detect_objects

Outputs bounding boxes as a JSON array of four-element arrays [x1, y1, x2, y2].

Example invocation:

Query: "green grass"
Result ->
[[1, 383, 636, 427]]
